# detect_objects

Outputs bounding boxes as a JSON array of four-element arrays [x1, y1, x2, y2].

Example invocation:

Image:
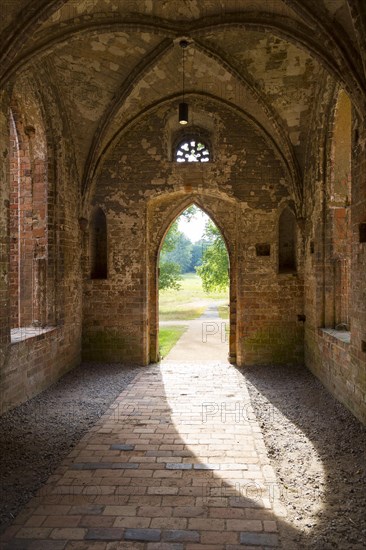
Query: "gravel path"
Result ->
[[241, 364, 366, 550], [0, 362, 141, 533]]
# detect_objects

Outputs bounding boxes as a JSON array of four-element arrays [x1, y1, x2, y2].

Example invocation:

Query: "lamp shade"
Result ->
[[179, 102, 188, 125]]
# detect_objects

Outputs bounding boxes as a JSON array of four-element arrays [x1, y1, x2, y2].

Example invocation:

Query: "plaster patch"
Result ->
[[109, 46, 126, 57], [141, 33, 153, 43], [91, 41, 106, 52]]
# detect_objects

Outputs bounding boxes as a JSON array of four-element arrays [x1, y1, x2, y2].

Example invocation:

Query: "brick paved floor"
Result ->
[[1, 362, 287, 549]]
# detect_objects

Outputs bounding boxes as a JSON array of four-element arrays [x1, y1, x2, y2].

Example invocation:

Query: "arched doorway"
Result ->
[[158, 205, 229, 361], [148, 195, 237, 365]]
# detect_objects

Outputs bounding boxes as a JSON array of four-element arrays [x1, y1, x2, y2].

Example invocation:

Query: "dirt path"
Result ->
[[163, 303, 229, 362]]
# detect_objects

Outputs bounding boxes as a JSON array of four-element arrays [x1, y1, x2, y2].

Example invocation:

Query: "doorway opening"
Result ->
[[158, 205, 230, 362]]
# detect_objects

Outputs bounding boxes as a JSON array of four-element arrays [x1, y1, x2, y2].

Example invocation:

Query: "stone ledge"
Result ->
[[10, 326, 57, 345], [320, 328, 351, 345]]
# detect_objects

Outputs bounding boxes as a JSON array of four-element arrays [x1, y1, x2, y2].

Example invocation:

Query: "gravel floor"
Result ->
[[1, 361, 365, 549], [241, 364, 366, 550], [0, 362, 141, 533]]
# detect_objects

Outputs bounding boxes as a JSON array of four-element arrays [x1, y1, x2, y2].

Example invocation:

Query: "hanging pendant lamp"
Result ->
[[179, 40, 189, 125]]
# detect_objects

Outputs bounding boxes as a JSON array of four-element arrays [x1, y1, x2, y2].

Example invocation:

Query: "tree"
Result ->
[[159, 207, 200, 289], [159, 221, 183, 290], [181, 204, 198, 221], [164, 232, 192, 273], [161, 220, 180, 255], [196, 221, 229, 292], [159, 260, 182, 291], [189, 239, 208, 272]]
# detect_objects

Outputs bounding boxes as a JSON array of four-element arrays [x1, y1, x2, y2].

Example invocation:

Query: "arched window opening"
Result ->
[[158, 205, 229, 361], [9, 107, 48, 332], [175, 138, 210, 163], [9, 110, 21, 328], [90, 208, 108, 279], [278, 207, 297, 273], [325, 89, 352, 330]]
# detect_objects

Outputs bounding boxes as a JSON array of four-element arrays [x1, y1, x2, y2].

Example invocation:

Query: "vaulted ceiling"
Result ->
[[1, 0, 366, 197]]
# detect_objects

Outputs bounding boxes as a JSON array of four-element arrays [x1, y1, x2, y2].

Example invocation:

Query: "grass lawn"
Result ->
[[218, 304, 230, 320], [159, 325, 187, 358], [159, 273, 229, 321]]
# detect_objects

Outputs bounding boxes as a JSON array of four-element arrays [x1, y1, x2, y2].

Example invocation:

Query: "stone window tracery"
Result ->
[[175, 138, 210, 163]]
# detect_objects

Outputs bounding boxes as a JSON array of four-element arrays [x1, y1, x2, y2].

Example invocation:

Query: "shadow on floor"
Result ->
[[1, 361, 365, 549], [239, 364, 366, 549], [1, 362, 300, 549]]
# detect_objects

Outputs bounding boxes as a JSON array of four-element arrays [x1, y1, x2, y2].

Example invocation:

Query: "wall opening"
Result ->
[[359, 223, 366, 243], [175, 137, 210, 163], [324, 89, 352, 331], [9, 106, 48, 333], [279, 207, 297, 273], [157, 205, 230, 362], [90, 207, 108, 279]]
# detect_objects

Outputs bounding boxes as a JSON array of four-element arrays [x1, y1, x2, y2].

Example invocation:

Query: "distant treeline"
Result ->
[[159, 212, 229, 292], [163, 232, 209, 273]]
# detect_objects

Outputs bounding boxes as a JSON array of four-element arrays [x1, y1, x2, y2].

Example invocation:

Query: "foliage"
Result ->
[[189, 239, 206, 271], [196, 220, 229, 292], [159, 208, 199, 289], [164, 232, 192, 273], [161, 220, 180, 255], [159, 208, 229, 291], [159, 260, 182, 291], [159, 221, 182, 290], [181, 204, 198, 221]]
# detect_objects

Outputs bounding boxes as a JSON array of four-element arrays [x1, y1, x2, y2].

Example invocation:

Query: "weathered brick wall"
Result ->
[[0, 80, 83, 413], [82, 201, 148, 364], [1, 327, 80, 412], [0, 90, 10, 352], [348, 116, 366, 422], [304, 87, 366, 425], [83, 102, 304, 367]]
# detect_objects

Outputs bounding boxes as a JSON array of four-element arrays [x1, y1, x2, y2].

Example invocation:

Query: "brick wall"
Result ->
[[0, 91, 10, 351], [83, 101, 304, 367], [0, 82, 83, 414], [348, 116, 366, 423], [304, 89, 366, 425], [82, 202, 148, 364], [1, 327, 80, 413]]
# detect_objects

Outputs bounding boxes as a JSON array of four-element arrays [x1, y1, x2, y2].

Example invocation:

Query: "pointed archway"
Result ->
[[158, 205, 229, 361], [147, 194, 237, 365]]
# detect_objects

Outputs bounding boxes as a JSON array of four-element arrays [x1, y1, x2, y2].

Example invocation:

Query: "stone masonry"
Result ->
[[0, 2, 365, 424]]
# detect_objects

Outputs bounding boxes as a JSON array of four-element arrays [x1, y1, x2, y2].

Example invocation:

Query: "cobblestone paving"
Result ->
[[1, 362, 287, 549]]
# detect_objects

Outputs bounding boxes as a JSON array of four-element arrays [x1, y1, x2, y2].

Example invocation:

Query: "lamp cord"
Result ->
[[182, 47, 185, 103]]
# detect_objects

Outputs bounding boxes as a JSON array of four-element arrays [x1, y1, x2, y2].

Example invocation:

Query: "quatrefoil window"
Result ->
[[175, 138, 210, 163]]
